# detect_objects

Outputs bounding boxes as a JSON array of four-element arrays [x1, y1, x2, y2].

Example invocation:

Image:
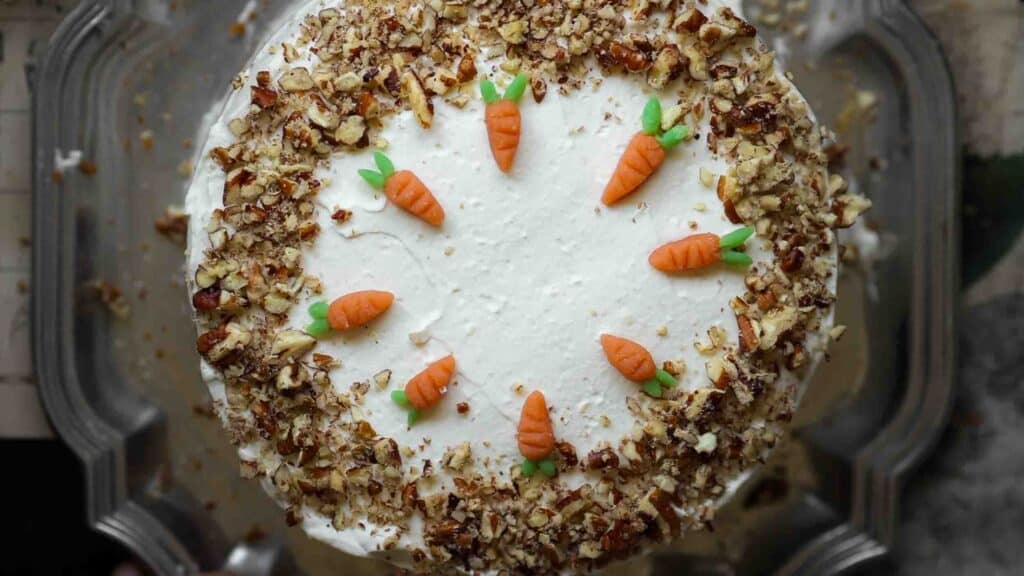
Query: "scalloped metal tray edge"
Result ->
[[32, 1, 958, 574]]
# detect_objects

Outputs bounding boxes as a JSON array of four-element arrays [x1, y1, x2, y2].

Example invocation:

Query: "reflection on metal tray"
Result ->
[[32, 1, 957, 574]]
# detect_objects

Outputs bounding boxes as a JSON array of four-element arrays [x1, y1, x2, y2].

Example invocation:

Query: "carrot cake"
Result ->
[[185, 0, 870, 572]]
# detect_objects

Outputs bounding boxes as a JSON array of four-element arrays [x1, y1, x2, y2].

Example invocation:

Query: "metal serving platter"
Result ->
[[32, 1, 958, 574]]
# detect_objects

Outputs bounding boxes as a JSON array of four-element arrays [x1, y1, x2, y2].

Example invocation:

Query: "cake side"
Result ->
[[186, 0, 869, 572]]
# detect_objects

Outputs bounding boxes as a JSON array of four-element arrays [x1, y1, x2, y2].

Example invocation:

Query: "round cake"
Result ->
[[186, 0, 869, 572]]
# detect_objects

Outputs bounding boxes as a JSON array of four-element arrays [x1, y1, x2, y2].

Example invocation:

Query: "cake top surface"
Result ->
[[186, 0, 868, 572]]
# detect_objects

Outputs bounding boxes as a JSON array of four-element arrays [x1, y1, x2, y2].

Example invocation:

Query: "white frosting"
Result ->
[[186, 0, 834, 564]]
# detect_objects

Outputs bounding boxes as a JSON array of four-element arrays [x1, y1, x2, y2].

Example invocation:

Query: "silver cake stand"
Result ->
[[32, 1, 957, 574]]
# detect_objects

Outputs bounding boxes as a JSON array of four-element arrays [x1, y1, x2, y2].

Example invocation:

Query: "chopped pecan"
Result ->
[[723, 198, 743, 224], [757, 291, 777, 311], [531, 77, 548, 103], [600, 519, 638, 553], [456, 54, 477, 83], [402, 71, 433, 128], [556, 441, 578, 467], [647, 45, 683, 89], [786, 345, 807, 370], [251, 86, 278, 108], [780, 248, 805, 273], [192, 287, 221, 311], [737, 315, 759, 352], [645, 489, 681, 538], [279, 67, 314, 92], [674, 7, 708, 32], [608, 41, 650, 72], [196, 324, 227, 355], [426, 519, 464, 547], [586, 448, 620, 470]]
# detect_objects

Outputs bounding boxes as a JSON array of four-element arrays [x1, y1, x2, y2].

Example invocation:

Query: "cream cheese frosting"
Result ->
[[186, 0, 854, 571]]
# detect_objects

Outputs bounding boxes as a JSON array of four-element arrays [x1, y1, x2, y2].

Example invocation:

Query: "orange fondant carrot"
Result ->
[[326, 290, 394, 331], [392, 355, 456, 425], [600, 334, 657, 382], [602, 133, 666, 206], [648, 227, 755, 273], [406, 355, 456, 410], [517, 390, 557, 477], [481, 74, 528, 173], [359, 151, 445, 227], [306, 292, 394, 337], [600, 334, 679, 398], [601, 98, 689, 206]]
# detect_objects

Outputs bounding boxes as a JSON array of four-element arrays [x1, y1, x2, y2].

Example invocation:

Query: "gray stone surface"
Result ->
[[897, 295, 1024, 575]]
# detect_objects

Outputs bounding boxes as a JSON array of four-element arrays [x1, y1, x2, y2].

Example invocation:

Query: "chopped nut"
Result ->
[[531, 77, 547, 103], [276, 364, 307, 391], [608, 41, 650, 72], [334, 72, 363, 92], [331, 208, 352, 223], [334, 116, 366, 146], [307, 99, 340, 130], [262, 291, 292, 314], [251, 86, 278, 108], [456, 54, 477, 83], [555, 441, 579, 466], [373, 369, 392, 389], [737, 315, 759, 352], [192, 287, 221, 311], [442, 442, 473, 471], [685, 387, 723, 421], [271, 330, 316, 360], [662, 358, 686, 377], [674, 7, 708, 32], [207, 323, 250, 363], [586, 448, 619, 470], [154, 206, 189, 244], [579, 541, 603, 560], [705, 356, 730, 388], [647, 45, 682, 89], [425, 69, 458, 96], [661, 104, 684, 132], [759, 307, 798, 350], [528, 509, 549, 528], [699, 168, 716, 188], [695, 432, 717, 454], [279, 67, 314, 92], [499, 20, 527, 44], [683, 45, 708, 80], [402, 71, 433, 128], [374, 438, 401, 467], [834, 193, 872, 228]]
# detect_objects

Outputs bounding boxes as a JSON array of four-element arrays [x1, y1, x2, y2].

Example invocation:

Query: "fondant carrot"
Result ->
[[518, 390, 557, 478], [649, 227, 755, 273], [480, 74, 528, 173], [306, 290, 394, 337], [359, 151, 445, 227], [600, 334, 656, 381], [391, 355, 456, 426], [602, 98, 689, 206], [600, 334, 678, 398]]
